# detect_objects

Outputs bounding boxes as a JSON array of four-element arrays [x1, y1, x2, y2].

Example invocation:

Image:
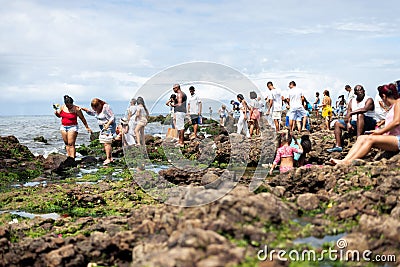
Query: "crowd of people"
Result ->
[[54, 79, 400, 172], [54, 95, 150, 165]]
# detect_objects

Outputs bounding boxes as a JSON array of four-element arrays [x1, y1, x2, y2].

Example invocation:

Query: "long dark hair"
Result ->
[[137, 96, 149, 116], [277, 130, 292, 147], [64, 95, 74, 105]]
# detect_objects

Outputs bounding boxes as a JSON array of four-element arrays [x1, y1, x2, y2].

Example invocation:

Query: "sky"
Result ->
[[0, 0, 399, 115]]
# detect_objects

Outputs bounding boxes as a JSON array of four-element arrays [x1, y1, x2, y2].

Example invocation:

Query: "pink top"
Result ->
[[385, 103, 400, 136], [273, 145, 303, 165]]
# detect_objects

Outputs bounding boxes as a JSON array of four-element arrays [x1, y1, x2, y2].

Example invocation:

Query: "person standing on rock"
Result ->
[[134, 96, 149, 146], [286, 81, 308, 133], [218, 104, 228, 126], [344, 84, 355, 105], [187, 86, 202, 138], [330, 83, 400, 164], [266, 81, 282, 131], [321, 90, 333, 130], [126, 98, 137, 144], [248, 91, 261, 137], [236, 94, 250, 137], [171, 84, 187, 147], [54, 95, 92, 159], [313, 92, 321, 118], [82, 98, 116, 165]]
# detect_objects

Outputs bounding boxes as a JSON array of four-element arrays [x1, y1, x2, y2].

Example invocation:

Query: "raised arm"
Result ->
[[81, 107, 96, 116], [76, 107, 92, 133], [54, 105, 62, 118]]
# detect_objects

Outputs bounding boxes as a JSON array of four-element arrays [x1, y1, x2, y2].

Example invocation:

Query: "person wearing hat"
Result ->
[[187, 86, 202, 138]]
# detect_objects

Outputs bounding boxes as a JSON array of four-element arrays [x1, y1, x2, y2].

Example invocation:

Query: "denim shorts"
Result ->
[[190, 114, 199, 125], [60, 125, 78, 132], [99, 121, 116, 134], [338, 117, 376, 131], [288, 107, 307, 121]]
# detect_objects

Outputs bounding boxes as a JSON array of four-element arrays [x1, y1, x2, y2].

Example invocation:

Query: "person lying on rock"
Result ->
[[270, 131, 303, 174], [330, 83, 400, 165]]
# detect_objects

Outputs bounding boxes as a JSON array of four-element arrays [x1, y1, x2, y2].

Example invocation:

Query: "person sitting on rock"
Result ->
[[327, 85, 376, 153], [330, 83, 400, 165], [270, 131, 303, 174]]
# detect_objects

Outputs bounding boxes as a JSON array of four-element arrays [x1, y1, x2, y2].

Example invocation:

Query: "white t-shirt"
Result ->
[[248, 98, 261, 109], [187, 94, 201, 115], [288, 87, 303, 109], [374, 93, 387, 121], [271, 88, 282, 111], [350, 95, 375, 121], [346, 90, 355, 104]]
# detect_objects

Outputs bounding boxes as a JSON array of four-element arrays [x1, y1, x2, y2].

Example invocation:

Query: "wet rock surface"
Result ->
[[0, 185, 292, 267], [1, 116, 400, 266]]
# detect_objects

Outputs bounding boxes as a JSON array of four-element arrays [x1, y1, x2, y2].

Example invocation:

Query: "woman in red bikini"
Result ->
[[55, 95, 92, 158]]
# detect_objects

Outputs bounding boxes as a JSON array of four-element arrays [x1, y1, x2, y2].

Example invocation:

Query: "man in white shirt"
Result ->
[[345, 85, 355, 105], [286, 81, 307, 133], [266, 81, 282, 131], [328, 85, 376, 153], [187, 86, 202, 138]]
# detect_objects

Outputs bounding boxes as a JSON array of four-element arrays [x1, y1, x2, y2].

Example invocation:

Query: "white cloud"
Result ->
[[0, 0, 399, 115], [334, 22, 387, 32]]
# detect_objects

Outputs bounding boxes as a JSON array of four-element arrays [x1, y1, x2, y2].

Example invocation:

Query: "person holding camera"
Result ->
[[54, 95, 92, 159]]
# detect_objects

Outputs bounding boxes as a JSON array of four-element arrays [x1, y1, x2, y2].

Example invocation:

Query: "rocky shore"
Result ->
[[0, 116, 399, 266]]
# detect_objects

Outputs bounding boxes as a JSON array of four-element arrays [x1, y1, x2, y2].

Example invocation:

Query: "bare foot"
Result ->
[[329, 158, 351, 165]]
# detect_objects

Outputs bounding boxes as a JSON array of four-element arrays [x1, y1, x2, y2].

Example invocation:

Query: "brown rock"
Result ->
[[341, 233, 369, 253], [339, 208, 358, 219], [44, 244, 75, 267], [359, 214, 400, 243], [297, 193, 320, 211]]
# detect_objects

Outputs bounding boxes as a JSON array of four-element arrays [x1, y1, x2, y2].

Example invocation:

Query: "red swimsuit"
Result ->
[[60, 110, 78, 126]]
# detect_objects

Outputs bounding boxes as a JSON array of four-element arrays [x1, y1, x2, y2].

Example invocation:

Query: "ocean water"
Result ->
[[0, 115, 168, 157]]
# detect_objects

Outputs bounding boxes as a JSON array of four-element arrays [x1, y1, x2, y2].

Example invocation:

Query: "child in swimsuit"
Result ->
[[269, 131, 303, 174]]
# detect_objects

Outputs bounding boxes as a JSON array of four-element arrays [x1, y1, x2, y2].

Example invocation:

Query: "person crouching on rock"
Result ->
[[54, 95, 92, 159], [269, 131, 303, 174]]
